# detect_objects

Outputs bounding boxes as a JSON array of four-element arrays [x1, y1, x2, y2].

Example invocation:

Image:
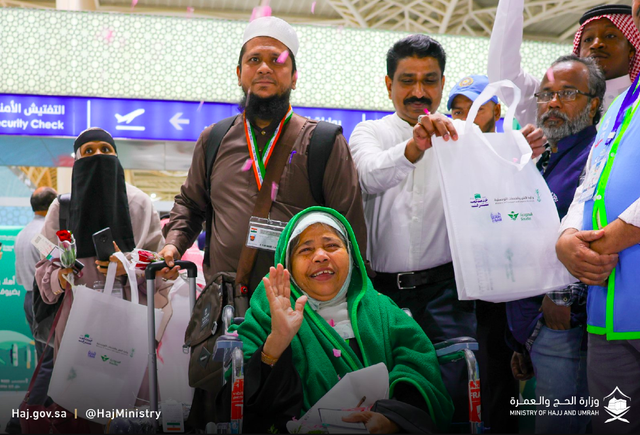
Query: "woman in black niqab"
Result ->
[[69, 128, 135, 257]]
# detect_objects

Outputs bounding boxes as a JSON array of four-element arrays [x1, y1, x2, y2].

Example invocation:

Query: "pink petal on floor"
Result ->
[[333, 349, 341, 358], [546, 67, 555, 83], [242, 158, 252, 172], [277, 50, 289, 64], [271, 182, 279, 201], [197, 100, 204, 111], [329, 319, 335, 326], [311, 1, 316, 13]]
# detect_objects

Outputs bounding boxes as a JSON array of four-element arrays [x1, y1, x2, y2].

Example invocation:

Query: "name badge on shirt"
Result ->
[[579, 148, 610, 203], [246, 217, 288, 252]]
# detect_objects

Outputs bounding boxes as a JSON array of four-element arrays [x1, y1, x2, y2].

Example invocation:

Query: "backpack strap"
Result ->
[[58, 193, 71, 230], [203, 115, 238, 267], [308, 122, 342, 206]]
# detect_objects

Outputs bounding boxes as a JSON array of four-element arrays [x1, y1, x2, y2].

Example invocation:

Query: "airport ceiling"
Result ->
[[1, 0, 634, 43]]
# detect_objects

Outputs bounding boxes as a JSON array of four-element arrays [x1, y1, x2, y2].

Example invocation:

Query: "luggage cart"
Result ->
[[435, 337, 483, 434], [106, 260, 199, 434], [144, 261, 199, 434]]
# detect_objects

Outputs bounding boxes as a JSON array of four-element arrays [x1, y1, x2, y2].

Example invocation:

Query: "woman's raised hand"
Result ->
[[263, 264, 308, 359]]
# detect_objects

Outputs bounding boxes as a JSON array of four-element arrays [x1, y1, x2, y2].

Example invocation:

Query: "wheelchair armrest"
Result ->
[[434, 336, 478, 357]]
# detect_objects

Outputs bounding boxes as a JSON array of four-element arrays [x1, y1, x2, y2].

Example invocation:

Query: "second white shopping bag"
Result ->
[[431, 80, 575, 302], [48, 252, 162, 423]]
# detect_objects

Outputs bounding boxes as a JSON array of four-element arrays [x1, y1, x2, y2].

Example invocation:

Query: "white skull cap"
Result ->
[[242, 16, 299, 57]]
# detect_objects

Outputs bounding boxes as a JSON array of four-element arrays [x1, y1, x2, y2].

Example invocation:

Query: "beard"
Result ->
[[538, 104, 593, 144], [239, 88, 291, 124], [479, 116, 496, 133]]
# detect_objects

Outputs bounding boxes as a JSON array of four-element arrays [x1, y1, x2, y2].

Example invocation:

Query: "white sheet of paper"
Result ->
[[300, 362, 389, 425], [318, 409, 368, 434]]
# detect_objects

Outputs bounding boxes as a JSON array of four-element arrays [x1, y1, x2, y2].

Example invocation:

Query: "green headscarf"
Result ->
[[232, 206, 453, 431]]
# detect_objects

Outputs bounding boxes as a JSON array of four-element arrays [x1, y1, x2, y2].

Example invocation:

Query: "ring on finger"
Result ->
[[417, 114, 425, 124]]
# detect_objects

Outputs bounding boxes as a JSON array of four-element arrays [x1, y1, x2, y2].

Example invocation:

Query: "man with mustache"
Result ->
[[556, 1, 640, 432], [509, 54, 605, 434], [489, 2, 640, 127], [349, 35, 534, 427]]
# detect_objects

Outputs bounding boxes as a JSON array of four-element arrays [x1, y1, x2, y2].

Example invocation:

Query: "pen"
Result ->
[[356, 396, 366, 408]]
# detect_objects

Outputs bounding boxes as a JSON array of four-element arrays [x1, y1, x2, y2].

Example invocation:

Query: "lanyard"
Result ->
[[244, 107, 294, 190], [592, 80, 640, 230], [605, 74, 640, 146]]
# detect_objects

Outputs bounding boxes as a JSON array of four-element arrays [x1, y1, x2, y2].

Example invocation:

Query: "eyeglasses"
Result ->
[[534, 89, 595, 103]]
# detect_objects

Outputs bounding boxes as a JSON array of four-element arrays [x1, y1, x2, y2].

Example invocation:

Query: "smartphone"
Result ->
[[92, 227, 114, 262]]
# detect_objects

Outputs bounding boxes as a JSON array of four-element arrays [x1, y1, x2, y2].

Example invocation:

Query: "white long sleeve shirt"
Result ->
[[349, 113, 451, 273], [488, 0, 631, 127], [14, 214, 45, 291], [560, 146, 640, 233]]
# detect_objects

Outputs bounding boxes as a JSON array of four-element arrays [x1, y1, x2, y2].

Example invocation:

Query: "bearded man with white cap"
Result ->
[[161, 16, 366, 291], [159, 20, 367, 425]]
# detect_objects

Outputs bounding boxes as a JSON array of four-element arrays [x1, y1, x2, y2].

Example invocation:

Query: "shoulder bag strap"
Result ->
[[234, 114, 308, 296]]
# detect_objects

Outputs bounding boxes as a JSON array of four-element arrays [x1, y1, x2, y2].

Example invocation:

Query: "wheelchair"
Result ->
[[211, 307, 484, 434]]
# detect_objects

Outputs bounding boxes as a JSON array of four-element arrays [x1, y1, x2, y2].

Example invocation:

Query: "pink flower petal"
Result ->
[[333, 349, 341, 358], [250, 5, 272, 21], [329, 319, 335, 326], [241, 158, 252, 172], [186, 6, 194, 14], [271, 182, 279, 201], [546, 67, 555, 83], [277, 51, 289, 64], [338, 375, 341, 380], [423, 108, 430, 115], [131, 0, 138, 8], [311, 1, 316, 13], [197, 100, 204, 111]]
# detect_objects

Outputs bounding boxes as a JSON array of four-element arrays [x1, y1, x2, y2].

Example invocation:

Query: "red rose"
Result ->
[[56, 230, 73, 243], [137, 250, 155, 263]]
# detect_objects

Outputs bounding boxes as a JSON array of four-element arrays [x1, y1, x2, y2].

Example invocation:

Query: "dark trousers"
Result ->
[[476, 300, 519, 433], [373, 273, 477, 427], [23, 291, 54, 405], [588, 333, 640, 434]]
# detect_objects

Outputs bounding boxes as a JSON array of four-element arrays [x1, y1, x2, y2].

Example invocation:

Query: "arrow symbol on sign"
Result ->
[[170, 112, 190, 130]]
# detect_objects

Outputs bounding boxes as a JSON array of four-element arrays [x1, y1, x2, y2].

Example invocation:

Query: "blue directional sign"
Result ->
[[0, 94, 394, 142]]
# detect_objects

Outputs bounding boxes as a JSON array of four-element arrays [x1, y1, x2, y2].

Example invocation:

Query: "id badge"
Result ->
[[246, 217, 288, 252], [579, 152, 609, 203]]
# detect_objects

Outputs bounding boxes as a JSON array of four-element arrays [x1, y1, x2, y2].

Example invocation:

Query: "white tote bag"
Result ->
[[432, 80, 575, 302], [49, 253, 159, 423]]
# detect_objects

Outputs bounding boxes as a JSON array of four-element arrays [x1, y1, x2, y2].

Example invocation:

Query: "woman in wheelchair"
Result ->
[[228, 207, 453, 433]]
